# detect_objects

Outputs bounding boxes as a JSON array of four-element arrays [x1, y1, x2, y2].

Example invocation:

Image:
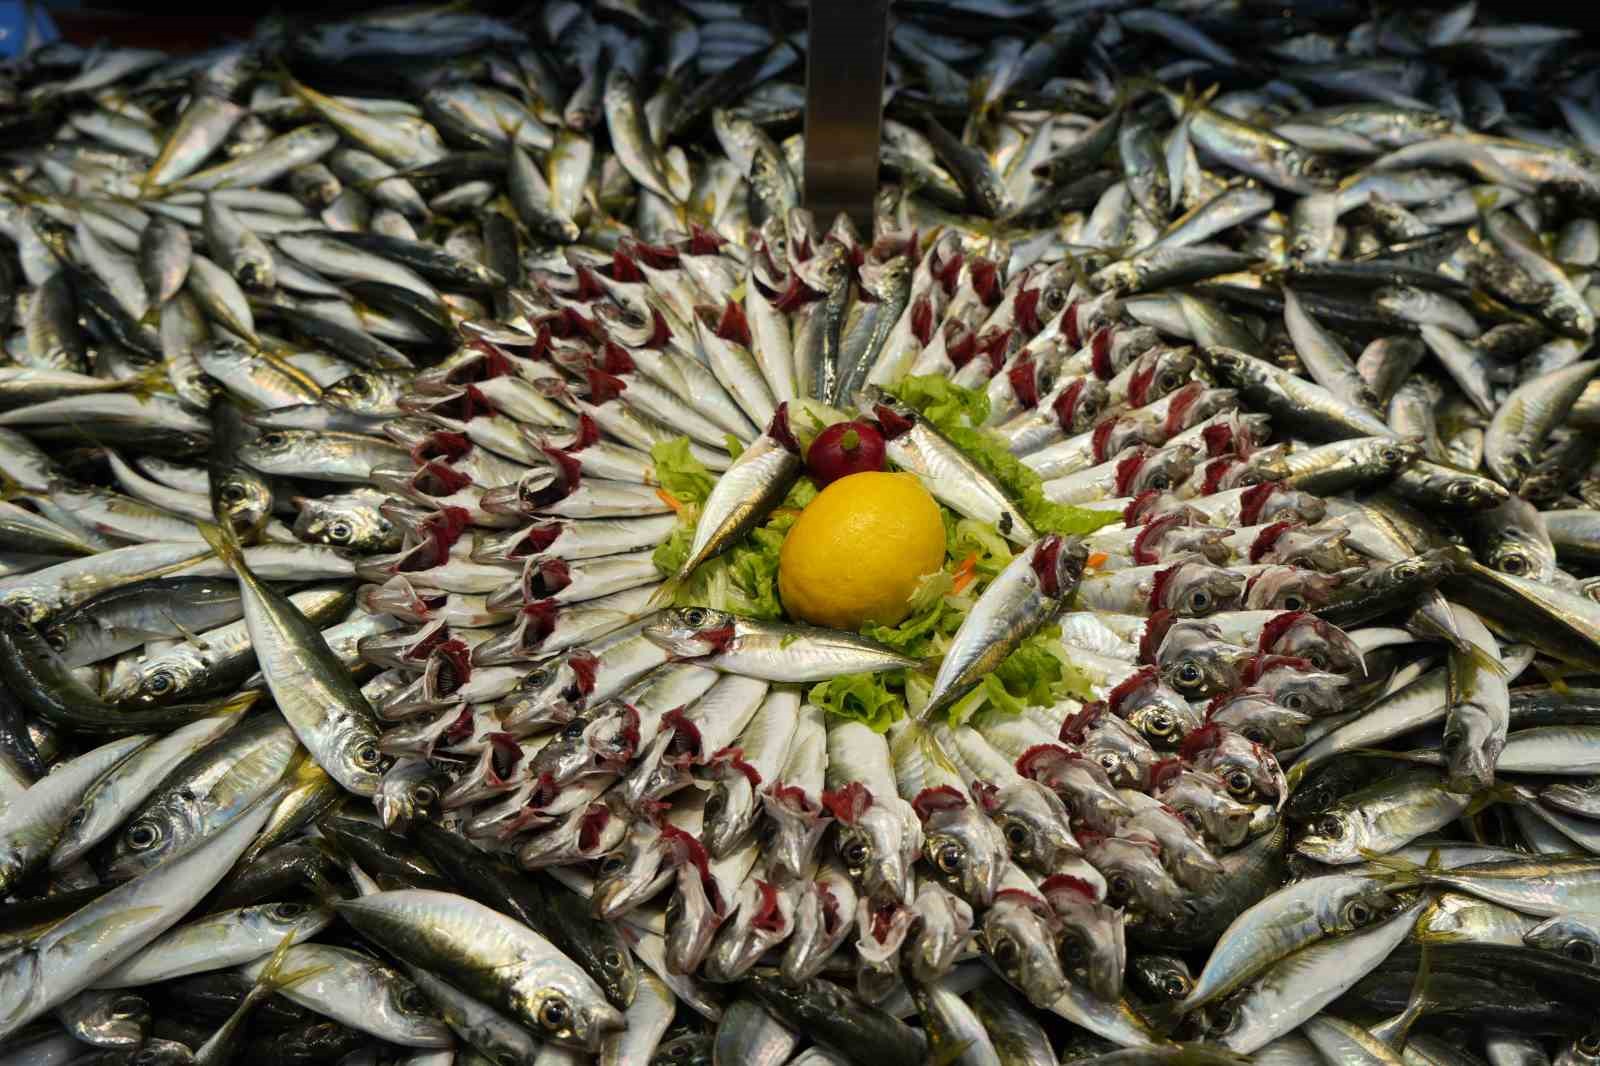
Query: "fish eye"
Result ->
[[990, 936, 1020, 971], [1107, 874, 1133, 901], [841, 839, 870, 868], [1581, 1032, 1600, 1056], [1186, 589, 1212, 613], [1567, 940, 1597, 965], [272, 901, 309, 919], [933, 842, 964, 875], [1160, 371, 1183, 391], [1146, 713, 1176, 738], [1501, 555, 1528, 575], [537, 996, 572, 1032], [1316, 815, 1344, 839], [602, 948, 625, 971], [1307, 651, 1327, 670], [345, 376, 371, 395], [1212, 1004, 1236, 1031], [145, 671, 173, 694], [354, 742, 382, 769], [260, 432, 288, 448], [1225, 771, 1253, 798], [1242, 727, 1268, 744], [1097, 752, 1121, 775], [599, 854, 626, 876], [1176, 663, 1202, 685], [1281, 595, 1304, 611], [328, 521, 353, 543], [398, 985, 429, 1013], [68, 807, 86, 827], [220, 483, 247, 503], [1346, 901, 1372, 925], [110, 996, 144, 1019], [1060, 934, 1086, 963], [497, 1054, 519, 1066], [1282, 693, 1304, 711], [683, 608, 707, 627], [1044, 289, 1066, 312], [1002, 821, 1030, 851], [1380, 447, 1400, 464], [1163, 976, 1188, 998], [42, 628, 67, 651], [1445, 480, 1473, 501], [126, 820, 161, 850], [412, 785, 437, 807], [1147, 473, 1170, 490]]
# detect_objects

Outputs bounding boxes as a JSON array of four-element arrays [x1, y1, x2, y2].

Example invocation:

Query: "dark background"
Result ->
[[32, 0, 1600, 52]]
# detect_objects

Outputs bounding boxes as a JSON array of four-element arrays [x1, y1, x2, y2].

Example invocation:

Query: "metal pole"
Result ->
[[802, 0, 891, 237]]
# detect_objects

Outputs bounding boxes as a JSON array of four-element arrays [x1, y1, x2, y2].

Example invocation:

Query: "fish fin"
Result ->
[[253, 931, 329, 994], [647, 574, 684, 609], [1356, 848, 1428, 889], [196, 519, 244, 570], [1463, 781, 1519, 818]]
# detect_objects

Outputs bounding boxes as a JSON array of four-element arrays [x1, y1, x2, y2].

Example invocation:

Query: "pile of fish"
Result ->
[[14, 0, 1600, 1063]]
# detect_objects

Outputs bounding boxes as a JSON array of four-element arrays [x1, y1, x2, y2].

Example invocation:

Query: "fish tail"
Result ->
[[1385, 937, 1433, 1051], [197, 519, 244, 570], [1356, 847, 1431, 890]]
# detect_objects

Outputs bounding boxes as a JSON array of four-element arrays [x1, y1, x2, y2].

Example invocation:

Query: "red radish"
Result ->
[[806, 420, 887, 485]]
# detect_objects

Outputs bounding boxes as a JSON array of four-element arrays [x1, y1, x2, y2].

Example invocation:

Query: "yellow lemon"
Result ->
[[779, 471, 946, 630]]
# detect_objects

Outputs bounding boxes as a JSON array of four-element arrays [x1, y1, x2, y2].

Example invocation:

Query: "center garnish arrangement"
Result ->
[[10, 3, 1600, 1064]]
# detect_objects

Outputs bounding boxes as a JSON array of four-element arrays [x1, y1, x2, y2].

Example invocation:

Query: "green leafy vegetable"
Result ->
[[650, 438, 718, 506], [809, 672, 906, 733], [890, 378, 1123, 536]]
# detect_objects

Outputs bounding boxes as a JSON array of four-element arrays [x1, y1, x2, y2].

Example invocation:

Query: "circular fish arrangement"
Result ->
[[5, 2, 1600, 1065]]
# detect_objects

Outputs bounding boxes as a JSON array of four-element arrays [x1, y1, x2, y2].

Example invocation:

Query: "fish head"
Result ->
[[592, 823, 667, 920], [375, 760, 447, 833], [1156, 562, 1244, 617], [500, 658, 584, 731], [1252, 659, 1348, 718], [760, 784, 829, 880], [236, 429, 315, 477], [102, 798, 196, 881], [1525, 913, 1600, 966], [918, 793, 1007, 907], [126, 1040, 196, 1066], [1441, 700, 1501, 795], [835, 801, 919, 907], [985, 780, 1079, 870], [906, 881, 973, 984], [1130, 953, 1194, 1004], [292, 492, 398, 552], [68, 991, 151, 1048], [323, 371, 402, 415], [1110, 670, 1204, 750], [1083, 833, 1183, 924], [1321, 880, 1404, 937], [654, 1030, 715, 1066], [1243, 566, 1343, 612], [1159, 525, 1235, 567], [704, 879, 795, 983], [1206, 691, 1311, 749], [1256, 488, 1328, 526], [981, 894, 1069, 1008], [702, 772, 758, 858], [1134, 444, 1199, 495], [521, 975, 627, 1055], [1184, 727, 1286, 806], [1155, 767, 1253, 849], [1481, 530, 1554, 582], [329, 727, 385, 798], [1435, 469, 1511, 510], [1159, 631, 1246, 699], [1295, 807, 1371, 864], [643, 606, 738, 660], [781, 881, 851, 984], [1146, 347, 1200, 404], [1043, 876, 1125, 1001], [1560, 1031, 1600, 1066], [1263, 614, 1365, 680], [214, 470, 274, 538]]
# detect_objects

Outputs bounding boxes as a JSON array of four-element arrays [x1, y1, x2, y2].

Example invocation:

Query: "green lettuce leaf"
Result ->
[[809, 672, 906, 733], [650, 438, 718, 506], [890, 378, 1123, 537]]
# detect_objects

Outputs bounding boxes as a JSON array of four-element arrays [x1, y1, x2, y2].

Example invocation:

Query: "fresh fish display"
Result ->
[[9, 2, 1600, 1062]]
